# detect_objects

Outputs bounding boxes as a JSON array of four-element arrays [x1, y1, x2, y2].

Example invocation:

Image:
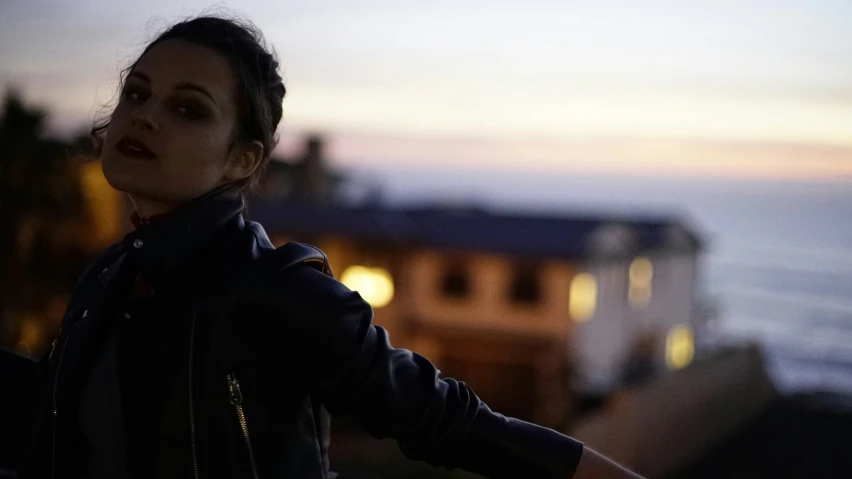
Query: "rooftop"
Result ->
[[249, 200, 703, 260]]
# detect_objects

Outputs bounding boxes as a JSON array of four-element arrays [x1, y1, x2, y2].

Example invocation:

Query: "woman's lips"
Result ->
[[115, 136, 157, 159]]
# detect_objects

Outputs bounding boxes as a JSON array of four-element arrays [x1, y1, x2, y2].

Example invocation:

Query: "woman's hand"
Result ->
[[573, 447, 644, 479]]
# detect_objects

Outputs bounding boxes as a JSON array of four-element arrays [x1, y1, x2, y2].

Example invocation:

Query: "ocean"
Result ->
[[355, 166, 852, 394]]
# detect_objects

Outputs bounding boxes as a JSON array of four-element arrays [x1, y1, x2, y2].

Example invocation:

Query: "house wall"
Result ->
[[573, 260, 631, 393], [401, 248, 575, 424], [404, 249, 574, 340], [638, 253, 699, 368], [574, 252, 700, 393]]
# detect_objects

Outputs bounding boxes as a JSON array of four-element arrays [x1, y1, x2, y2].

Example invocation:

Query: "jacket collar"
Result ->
[[122, 185, 244, 283]]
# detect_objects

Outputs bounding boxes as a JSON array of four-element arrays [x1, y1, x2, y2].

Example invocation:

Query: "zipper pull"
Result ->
[[48, 338, 58, 361], [226, 374, 243, 405]]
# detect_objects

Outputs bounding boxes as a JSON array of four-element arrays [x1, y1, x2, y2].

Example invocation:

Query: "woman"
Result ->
[[7, 14, 640, 479]]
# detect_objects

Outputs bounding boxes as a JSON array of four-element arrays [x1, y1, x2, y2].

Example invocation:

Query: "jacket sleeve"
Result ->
[[251, 264, 584, 479]]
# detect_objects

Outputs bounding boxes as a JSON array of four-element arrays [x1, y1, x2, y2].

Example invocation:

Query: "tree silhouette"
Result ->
[[0, 90, 90, 353]]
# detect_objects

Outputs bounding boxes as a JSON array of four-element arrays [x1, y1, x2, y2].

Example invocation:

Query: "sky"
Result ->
[[1, 0, 852, 181], [6, 1, 851, 393]]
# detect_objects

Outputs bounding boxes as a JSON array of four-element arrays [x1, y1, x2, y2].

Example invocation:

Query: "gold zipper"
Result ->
[[227, 373, 260, 479], [47, 338, 58, 361]]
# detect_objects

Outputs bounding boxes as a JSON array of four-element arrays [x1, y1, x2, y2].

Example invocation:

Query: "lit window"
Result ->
[[628, 256, 653, 309], [629, 257, 653, 286], [340, 266, 395, 308], [665, 325, 695, 369], [569, 273, 597, 323]]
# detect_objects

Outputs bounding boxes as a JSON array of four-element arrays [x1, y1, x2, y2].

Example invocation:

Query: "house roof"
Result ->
[[248, 200, 703, 260]]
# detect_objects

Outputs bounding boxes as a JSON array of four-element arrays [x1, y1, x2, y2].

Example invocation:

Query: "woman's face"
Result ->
[[102, 39, 257, 215]]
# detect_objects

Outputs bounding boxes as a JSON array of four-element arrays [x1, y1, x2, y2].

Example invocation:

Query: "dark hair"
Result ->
[[92, 14, 286, 200]]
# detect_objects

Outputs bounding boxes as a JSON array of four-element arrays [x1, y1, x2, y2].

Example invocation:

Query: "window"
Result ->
[[440, 263, 470, 298], [628, 256, 653, 309], [510, 264, 542, 305], [340, 265, 395, 308], [665, 325, 695, 370], [569, 273, 597, 323]]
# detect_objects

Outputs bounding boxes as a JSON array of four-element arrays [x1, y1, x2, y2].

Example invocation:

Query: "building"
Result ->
[[249, 199, 704, 427]]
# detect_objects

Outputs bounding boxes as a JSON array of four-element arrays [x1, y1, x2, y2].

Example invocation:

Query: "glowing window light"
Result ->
[[569, 273, 597, 323], [629, 257, 653, 287], [629, 257, 654, 309], [666, 325, 695, 370], [340, 266, 395, 308]]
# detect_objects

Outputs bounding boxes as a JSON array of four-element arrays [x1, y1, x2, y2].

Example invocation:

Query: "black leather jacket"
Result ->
[[14, 186, 583, 478]]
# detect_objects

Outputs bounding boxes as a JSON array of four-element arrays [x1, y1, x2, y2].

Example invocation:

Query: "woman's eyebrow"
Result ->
[[127, 70, 151, 83], [174, 81, 217, 105], [126, 71, 217, 105]]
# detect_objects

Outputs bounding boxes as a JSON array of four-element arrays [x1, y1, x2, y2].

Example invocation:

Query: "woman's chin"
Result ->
[[103, 168, 161, 203], [103, 167, 139, 195]]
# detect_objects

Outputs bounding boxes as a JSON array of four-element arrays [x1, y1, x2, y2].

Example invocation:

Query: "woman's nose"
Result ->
[[130, 106, 160, 133]]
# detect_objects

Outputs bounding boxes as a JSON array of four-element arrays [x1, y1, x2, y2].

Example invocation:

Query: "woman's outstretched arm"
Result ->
[[246, 263, 641, 478]]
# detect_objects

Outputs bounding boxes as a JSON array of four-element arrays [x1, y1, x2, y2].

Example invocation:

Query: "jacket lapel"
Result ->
[[54, 254, 133, 442]]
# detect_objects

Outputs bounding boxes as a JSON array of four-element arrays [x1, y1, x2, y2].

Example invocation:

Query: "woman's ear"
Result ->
[[224, 140, 264, 182]]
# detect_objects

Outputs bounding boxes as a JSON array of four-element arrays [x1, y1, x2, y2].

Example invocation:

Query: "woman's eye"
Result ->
[[123, 89, 144, 102], [177, 105, 204, 119]]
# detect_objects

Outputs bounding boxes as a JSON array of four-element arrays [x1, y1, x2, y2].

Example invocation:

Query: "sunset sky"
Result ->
[[2, 0, 851, 181]]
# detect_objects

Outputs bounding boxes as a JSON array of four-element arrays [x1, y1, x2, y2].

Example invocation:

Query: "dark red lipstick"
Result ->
[[115, 135, 157, 159]]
